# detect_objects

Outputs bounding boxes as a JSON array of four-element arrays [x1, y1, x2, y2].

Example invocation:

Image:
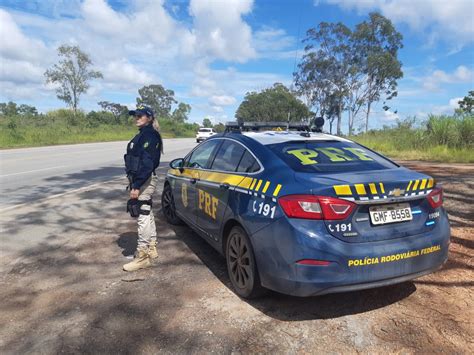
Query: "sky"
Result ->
[[0, 0, 473, 132]]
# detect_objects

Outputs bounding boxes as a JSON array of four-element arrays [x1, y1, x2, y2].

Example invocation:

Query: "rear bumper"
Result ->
[[250, 213, 450, 297]]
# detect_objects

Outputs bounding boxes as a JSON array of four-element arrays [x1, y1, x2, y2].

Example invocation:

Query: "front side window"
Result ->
[[185, 140, 221, 169], [211, 140, 246, 172]]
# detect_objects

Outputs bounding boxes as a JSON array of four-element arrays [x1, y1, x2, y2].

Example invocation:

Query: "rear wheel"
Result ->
[[161, 183, 183, 225], [226, 226, 265, 299]]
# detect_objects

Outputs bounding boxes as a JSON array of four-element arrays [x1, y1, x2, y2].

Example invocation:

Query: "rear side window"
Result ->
[[211, 140, 245, 172], [268, 140, 397, 173], [237, 150, 260, 173]]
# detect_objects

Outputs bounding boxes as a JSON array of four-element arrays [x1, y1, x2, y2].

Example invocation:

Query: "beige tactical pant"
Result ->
[[137, 175, 158, 250]]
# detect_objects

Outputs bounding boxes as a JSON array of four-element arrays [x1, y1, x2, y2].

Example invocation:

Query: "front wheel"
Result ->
[[226, 226, 265, 299], [161, 183, 183, 225]]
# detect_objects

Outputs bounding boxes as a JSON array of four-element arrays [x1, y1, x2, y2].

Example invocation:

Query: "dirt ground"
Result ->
[[0, 161, 472, 354]]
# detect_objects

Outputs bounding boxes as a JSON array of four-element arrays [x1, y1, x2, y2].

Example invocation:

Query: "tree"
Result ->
[[17, 104, 38, 116], [236, 83, 312, 123], [202, 118, 213, 128], [458, 91, 474, 113], [44, 45, 103, 113], [98, 101, 128, 124], [0, 101, 18, 116], [137, 84, 177, 119], [213, 122, 226, 133], [171, 102, 191, 123], [354, 12, 403, 132], [295, 23, 353, 135]]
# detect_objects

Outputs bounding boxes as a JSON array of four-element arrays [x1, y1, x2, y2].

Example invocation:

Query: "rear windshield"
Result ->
[[268, 140, 398, 173], [199, 128, 212, 132]]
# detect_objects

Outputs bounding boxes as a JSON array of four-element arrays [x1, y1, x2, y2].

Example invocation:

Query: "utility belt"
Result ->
[[127, 199, 152, 218]]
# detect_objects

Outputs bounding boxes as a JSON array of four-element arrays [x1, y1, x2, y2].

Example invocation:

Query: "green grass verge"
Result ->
[[0, 124, 193, 149], [352, 136, 474, 164]]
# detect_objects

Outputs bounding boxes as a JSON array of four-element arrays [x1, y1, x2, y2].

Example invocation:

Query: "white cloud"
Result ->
[[253, 26, 296, 59], [0, 0, 295, 122], [382, 110, 399, 121], [325, 0, 474, 47], [102, 59, 154, 88], [431, 97, 463, 115], [209, 95, 236, 106], [0, 9, 48, 62], [189, 0, 256, 62], [423, 65, 473, 91]]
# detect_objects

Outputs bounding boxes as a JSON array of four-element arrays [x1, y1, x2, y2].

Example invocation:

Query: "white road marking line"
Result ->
[[0, 177, 125, 213], [0, 165, 69, 177]]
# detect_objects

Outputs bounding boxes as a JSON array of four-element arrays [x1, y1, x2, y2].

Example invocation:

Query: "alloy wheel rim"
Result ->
[[163, 189, 176, 220], [228, 233, 252, 289]]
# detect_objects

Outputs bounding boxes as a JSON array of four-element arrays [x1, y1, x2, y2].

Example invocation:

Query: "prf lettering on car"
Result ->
[[198, 189, 218, 219], [287, 147, 374, 165]]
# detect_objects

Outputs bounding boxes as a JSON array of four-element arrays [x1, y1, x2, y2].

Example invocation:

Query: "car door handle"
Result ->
[[190, 178, 197, 184], [220, 183, 230, 190]]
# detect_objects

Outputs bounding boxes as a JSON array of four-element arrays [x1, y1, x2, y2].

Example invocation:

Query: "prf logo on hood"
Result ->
[[389, 188, 405, 197]]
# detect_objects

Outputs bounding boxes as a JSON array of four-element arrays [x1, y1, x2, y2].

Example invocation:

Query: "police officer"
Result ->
[[123, 105, 163, 272]]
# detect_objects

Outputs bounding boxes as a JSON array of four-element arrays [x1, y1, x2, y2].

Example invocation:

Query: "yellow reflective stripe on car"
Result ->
[[407, 180, 413, 191], [199, 170, 245, 186], [355, 184, 366, 195], [427, 178, 434, 188], [334, 185, 352, 196], [273, 184, 282, 197], [412, 179, 420, 191], [420, 178, 427, 190], [255, 180, 263, 191], [250, 178, 257, 190], [369, 183, 377, 194], [379, 183, 385, 194], [262, 181, 270, 193]]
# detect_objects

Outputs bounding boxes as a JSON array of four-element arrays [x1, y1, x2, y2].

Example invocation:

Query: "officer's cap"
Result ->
[[129, 105, 154, 118]]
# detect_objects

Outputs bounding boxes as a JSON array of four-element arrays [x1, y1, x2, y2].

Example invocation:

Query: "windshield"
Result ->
[[199, 128, 212, 133], [268, 140, 398, 173]]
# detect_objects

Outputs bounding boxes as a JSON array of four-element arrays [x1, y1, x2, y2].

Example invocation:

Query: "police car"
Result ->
[[162, 121, 450, 298]]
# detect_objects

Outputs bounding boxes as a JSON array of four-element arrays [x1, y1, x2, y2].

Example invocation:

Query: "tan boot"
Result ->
[[148, 241, 158, 259], [123, 249, 151, 272]]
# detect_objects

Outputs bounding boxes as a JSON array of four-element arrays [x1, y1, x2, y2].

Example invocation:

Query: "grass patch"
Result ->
[[0, 110, 197, 149], [351, 114, 474, 164]]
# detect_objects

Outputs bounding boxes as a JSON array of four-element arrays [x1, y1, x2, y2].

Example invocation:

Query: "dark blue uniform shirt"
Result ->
[[125, 124, 162, 189]]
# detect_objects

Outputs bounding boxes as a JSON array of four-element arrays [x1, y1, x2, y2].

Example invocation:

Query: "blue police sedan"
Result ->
[[161, 124, 450, 298]]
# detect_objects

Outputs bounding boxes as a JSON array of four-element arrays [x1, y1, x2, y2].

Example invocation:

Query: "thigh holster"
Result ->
[[127, 199, 153, 218]]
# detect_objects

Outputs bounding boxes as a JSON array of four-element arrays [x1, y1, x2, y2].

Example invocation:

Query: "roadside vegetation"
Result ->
[[0, 106, 199, 148], [351, 114, 474, 163]]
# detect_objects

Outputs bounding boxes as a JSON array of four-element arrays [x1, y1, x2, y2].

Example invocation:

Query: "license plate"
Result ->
[[369, 203, 413, 225]]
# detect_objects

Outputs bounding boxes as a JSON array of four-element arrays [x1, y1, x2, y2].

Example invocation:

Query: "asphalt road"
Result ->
[[0, 139, 196, 210]]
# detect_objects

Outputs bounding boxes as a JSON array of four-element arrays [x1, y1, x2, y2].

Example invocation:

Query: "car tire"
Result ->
[[161, 183, 183, 225], [226, 226, 265, 299], [196, 139, 200, 143]]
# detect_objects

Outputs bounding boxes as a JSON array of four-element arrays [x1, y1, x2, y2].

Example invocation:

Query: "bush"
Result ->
[[351, 114, 474, 163]]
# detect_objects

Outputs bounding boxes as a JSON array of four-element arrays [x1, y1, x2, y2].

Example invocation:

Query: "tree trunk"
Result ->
[[348, 110, 353, 136], [365, 101, 372, 133], [337, 102, 342, 135]]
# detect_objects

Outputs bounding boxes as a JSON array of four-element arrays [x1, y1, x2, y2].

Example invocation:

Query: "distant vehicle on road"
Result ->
[[196, 127, 216, 143], [162, 122, 450, 298]]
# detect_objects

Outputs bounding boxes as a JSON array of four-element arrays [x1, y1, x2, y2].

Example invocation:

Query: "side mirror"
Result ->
[[170, 158, 184, 172]]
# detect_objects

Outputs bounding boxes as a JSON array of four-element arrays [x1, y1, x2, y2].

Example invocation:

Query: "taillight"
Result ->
[[427, 187, 443, 208], [279, 195, 355, 220]]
